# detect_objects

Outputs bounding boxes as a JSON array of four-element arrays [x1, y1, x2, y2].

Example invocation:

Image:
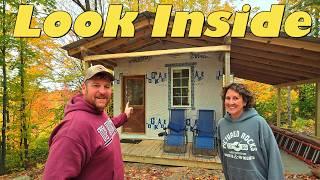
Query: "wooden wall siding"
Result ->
[[121, 140, 222, 169]]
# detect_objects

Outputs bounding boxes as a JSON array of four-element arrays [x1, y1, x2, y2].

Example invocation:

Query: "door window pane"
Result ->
[[127, 79, 144, 105]]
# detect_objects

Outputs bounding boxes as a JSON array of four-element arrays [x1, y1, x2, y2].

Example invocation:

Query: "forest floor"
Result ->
[[0, 162, 318, 180]]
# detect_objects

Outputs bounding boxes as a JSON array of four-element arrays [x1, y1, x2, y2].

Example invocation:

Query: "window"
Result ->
[[171, 67, 191, 107]]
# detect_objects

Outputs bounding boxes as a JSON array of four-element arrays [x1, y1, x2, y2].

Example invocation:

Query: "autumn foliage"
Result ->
[[240, 79, 315, 135]]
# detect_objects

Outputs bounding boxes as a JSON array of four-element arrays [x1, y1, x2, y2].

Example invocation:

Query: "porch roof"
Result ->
[[62, 12, 320, 87]]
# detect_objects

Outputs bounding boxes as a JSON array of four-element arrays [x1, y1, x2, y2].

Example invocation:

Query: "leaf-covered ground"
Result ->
[[0, 162, 318, 179]]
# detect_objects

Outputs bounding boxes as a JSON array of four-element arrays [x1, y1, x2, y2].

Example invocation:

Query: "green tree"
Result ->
[[0, 0, 8, 174], [0, 0, 56, 172], [280, 0, 320, 37], [298, 84, 316, 119]]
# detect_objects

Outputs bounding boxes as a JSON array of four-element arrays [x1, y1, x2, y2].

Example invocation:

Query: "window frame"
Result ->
[[171, 67, 191, 108]]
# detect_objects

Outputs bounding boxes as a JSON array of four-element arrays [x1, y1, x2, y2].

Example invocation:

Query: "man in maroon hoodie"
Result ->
[[43, 65, 133, 180]]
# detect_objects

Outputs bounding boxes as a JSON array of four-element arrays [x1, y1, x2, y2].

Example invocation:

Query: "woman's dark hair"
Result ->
[[221, 83, 255, 110]]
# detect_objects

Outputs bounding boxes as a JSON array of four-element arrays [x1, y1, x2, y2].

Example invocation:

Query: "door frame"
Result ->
[[121, 75, 146, 134]]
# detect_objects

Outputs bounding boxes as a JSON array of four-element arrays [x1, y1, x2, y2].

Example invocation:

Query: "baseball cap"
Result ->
[[84, 65, 115, 82]]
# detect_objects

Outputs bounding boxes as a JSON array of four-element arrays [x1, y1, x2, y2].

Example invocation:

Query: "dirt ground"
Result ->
[[0, 162, 318, 180]]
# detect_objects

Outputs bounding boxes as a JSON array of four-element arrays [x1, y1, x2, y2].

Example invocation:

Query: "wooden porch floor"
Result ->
[[121, 140, 222, 169]]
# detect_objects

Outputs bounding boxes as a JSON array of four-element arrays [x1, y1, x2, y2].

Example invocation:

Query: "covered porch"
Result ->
[[121, 139, 312, 174], [121, 139, 221, 169]]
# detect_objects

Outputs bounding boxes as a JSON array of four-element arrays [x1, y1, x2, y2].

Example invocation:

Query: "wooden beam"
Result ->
[[199, 36, 225, 45], [233, 38, 320, 61], [231, 65, 301, 81], [231, 52, 320, 76], [114, 38, 159, 53], [234, 74, 280, 85], [91, 28, 151, 54], [79, 46, 101, 56], [84, 45, 230, 61], [316, 82, 320, 136], [277, 87, 281, 127], [224, 52, 231, 86], [80, 47, 90, 70], [275, 78, 320, 88], [232, 46, 320, 68], [231, 59, 314, 79], [163, 38, 214, 47], [96, 60, 117, 69], [68, 19, 152, 56], [243, 33, 320, 52], [232, 70, 284, 85]]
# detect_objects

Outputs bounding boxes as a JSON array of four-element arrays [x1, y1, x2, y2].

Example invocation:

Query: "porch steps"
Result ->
[[121, 140, 222, 169], [271, 125, 320, 167]]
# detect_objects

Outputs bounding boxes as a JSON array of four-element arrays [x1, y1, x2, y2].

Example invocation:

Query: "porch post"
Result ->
[[80, 46, 91, 70], [83, 61, 90, 70], [316, 82, 320, 137], [287, 86, 292, 128], [277, 87, 281, 127], [224, 52, 231, 87]]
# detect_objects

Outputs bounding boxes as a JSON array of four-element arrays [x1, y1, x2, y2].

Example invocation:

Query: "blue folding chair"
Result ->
[[158, 109, 188, 153], [191, 109, 216, 156]]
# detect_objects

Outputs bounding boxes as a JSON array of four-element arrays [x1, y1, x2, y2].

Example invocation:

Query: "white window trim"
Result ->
[[171, 67, 191, 108]]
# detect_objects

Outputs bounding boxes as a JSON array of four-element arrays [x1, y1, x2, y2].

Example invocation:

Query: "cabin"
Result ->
[[62, 12, 320, 169]]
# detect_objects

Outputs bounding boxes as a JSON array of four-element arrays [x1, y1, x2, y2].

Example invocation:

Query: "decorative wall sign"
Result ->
[[216, 69, 223, 80], [129, 56, 152, 63], [146, 117, 167, 130], [191, 53, 208, 60], [193, 70, 204, 81], [146, 72, 167, 84]]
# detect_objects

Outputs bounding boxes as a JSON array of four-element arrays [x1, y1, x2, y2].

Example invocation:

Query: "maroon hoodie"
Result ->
[[44, 94, 127, 180]]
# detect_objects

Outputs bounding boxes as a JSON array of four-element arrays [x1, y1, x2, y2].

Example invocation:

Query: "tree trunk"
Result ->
[[19, 39, 28, 169], [0, 0, 7, 174], [314, 10, 319, 37], [287, 86, 292, 128], [85, 0, 90, 11]]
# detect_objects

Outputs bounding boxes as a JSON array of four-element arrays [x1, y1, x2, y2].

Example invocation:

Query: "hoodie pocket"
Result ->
[[228, 166, 265, 180]]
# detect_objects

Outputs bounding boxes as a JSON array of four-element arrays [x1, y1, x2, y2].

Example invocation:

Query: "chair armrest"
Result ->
[[158, 132, 167, 137]]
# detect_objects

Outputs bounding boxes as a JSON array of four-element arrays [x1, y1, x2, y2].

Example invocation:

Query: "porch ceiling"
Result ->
[[231, 34, 320, 86], [62, 11, 320, 86]]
